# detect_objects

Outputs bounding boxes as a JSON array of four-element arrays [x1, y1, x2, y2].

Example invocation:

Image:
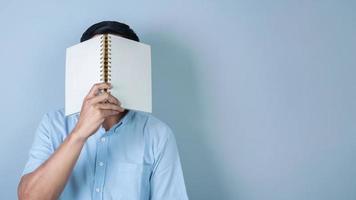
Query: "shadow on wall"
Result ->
[[143, 31, 230, 200]]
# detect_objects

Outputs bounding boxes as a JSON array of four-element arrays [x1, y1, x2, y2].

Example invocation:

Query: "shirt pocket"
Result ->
[[107, 162, 152, 200]]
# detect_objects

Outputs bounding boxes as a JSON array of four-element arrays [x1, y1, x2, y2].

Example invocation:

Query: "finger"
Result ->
[[96, 103, 125, 112], [96, 92, 121, 106], [85, 82, 111, 99], [89, 92, 120, 105], [100, 109, 121, 118], [89, 92, 109, 104], [105, 94, 121, 106]]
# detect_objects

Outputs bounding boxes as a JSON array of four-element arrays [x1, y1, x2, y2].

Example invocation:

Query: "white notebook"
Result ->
[[65, 34, 152, 116]]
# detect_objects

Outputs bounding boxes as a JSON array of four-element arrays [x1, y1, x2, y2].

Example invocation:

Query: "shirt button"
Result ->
[[101, 137, 106, 142], [95, 187, 100, 192], [99, 162, 104, 167]]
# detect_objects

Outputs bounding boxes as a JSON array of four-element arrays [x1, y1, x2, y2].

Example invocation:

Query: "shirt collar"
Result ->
[[110, 109, 134, 133], [74, 109, 134, 133], [115, 109, 133, 126]]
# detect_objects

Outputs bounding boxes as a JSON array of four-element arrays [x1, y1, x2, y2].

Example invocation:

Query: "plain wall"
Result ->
[[1, 0, 355, 199]]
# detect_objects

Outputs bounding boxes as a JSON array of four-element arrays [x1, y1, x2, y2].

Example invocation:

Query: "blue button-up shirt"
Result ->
[[21, 108, 188, 200]]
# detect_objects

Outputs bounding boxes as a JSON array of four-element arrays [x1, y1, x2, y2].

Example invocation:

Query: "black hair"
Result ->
[[80, 21, 140, 42]]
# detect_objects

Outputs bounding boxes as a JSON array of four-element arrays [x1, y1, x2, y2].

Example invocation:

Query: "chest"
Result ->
[[60, 128, 154, 200]]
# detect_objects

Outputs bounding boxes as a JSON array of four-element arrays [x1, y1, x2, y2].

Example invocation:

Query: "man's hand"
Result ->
[[72, 82, 124, 140]]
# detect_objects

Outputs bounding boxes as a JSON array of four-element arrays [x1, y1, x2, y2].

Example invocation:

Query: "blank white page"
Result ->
[[65, 36, 101, 116], [109, 34, 152, 113]]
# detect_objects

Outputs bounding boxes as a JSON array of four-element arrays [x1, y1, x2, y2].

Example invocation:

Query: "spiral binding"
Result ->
[[99, 34, 112, 87]]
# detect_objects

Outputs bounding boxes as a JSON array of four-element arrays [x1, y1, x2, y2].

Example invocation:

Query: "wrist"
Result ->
[[70, 129, 88, 144]]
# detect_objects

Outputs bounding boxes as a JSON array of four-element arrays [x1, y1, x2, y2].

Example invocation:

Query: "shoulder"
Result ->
[[39, 108, 77, 138], [131, 110, 176, 147], [133, 111, 173, 135], [42, 107, 65, 121], [42, 107, 75, 125]]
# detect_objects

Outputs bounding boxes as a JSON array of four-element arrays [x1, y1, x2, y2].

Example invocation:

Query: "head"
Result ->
[[80, 21, 140, 42]]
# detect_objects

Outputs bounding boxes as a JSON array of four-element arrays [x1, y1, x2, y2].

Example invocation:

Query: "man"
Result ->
[[18, 21, 188, 200]]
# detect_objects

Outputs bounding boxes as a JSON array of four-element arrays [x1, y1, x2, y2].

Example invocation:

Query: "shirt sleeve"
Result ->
[[149, 124, 189, 200], [21, 112, 54, 176]]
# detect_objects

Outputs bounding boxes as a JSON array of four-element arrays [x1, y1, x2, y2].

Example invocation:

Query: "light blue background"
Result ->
[[1, 0, 355, 199]]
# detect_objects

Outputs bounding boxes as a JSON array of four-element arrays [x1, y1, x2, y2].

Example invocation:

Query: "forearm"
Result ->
[[18, 131, 87, 200]]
